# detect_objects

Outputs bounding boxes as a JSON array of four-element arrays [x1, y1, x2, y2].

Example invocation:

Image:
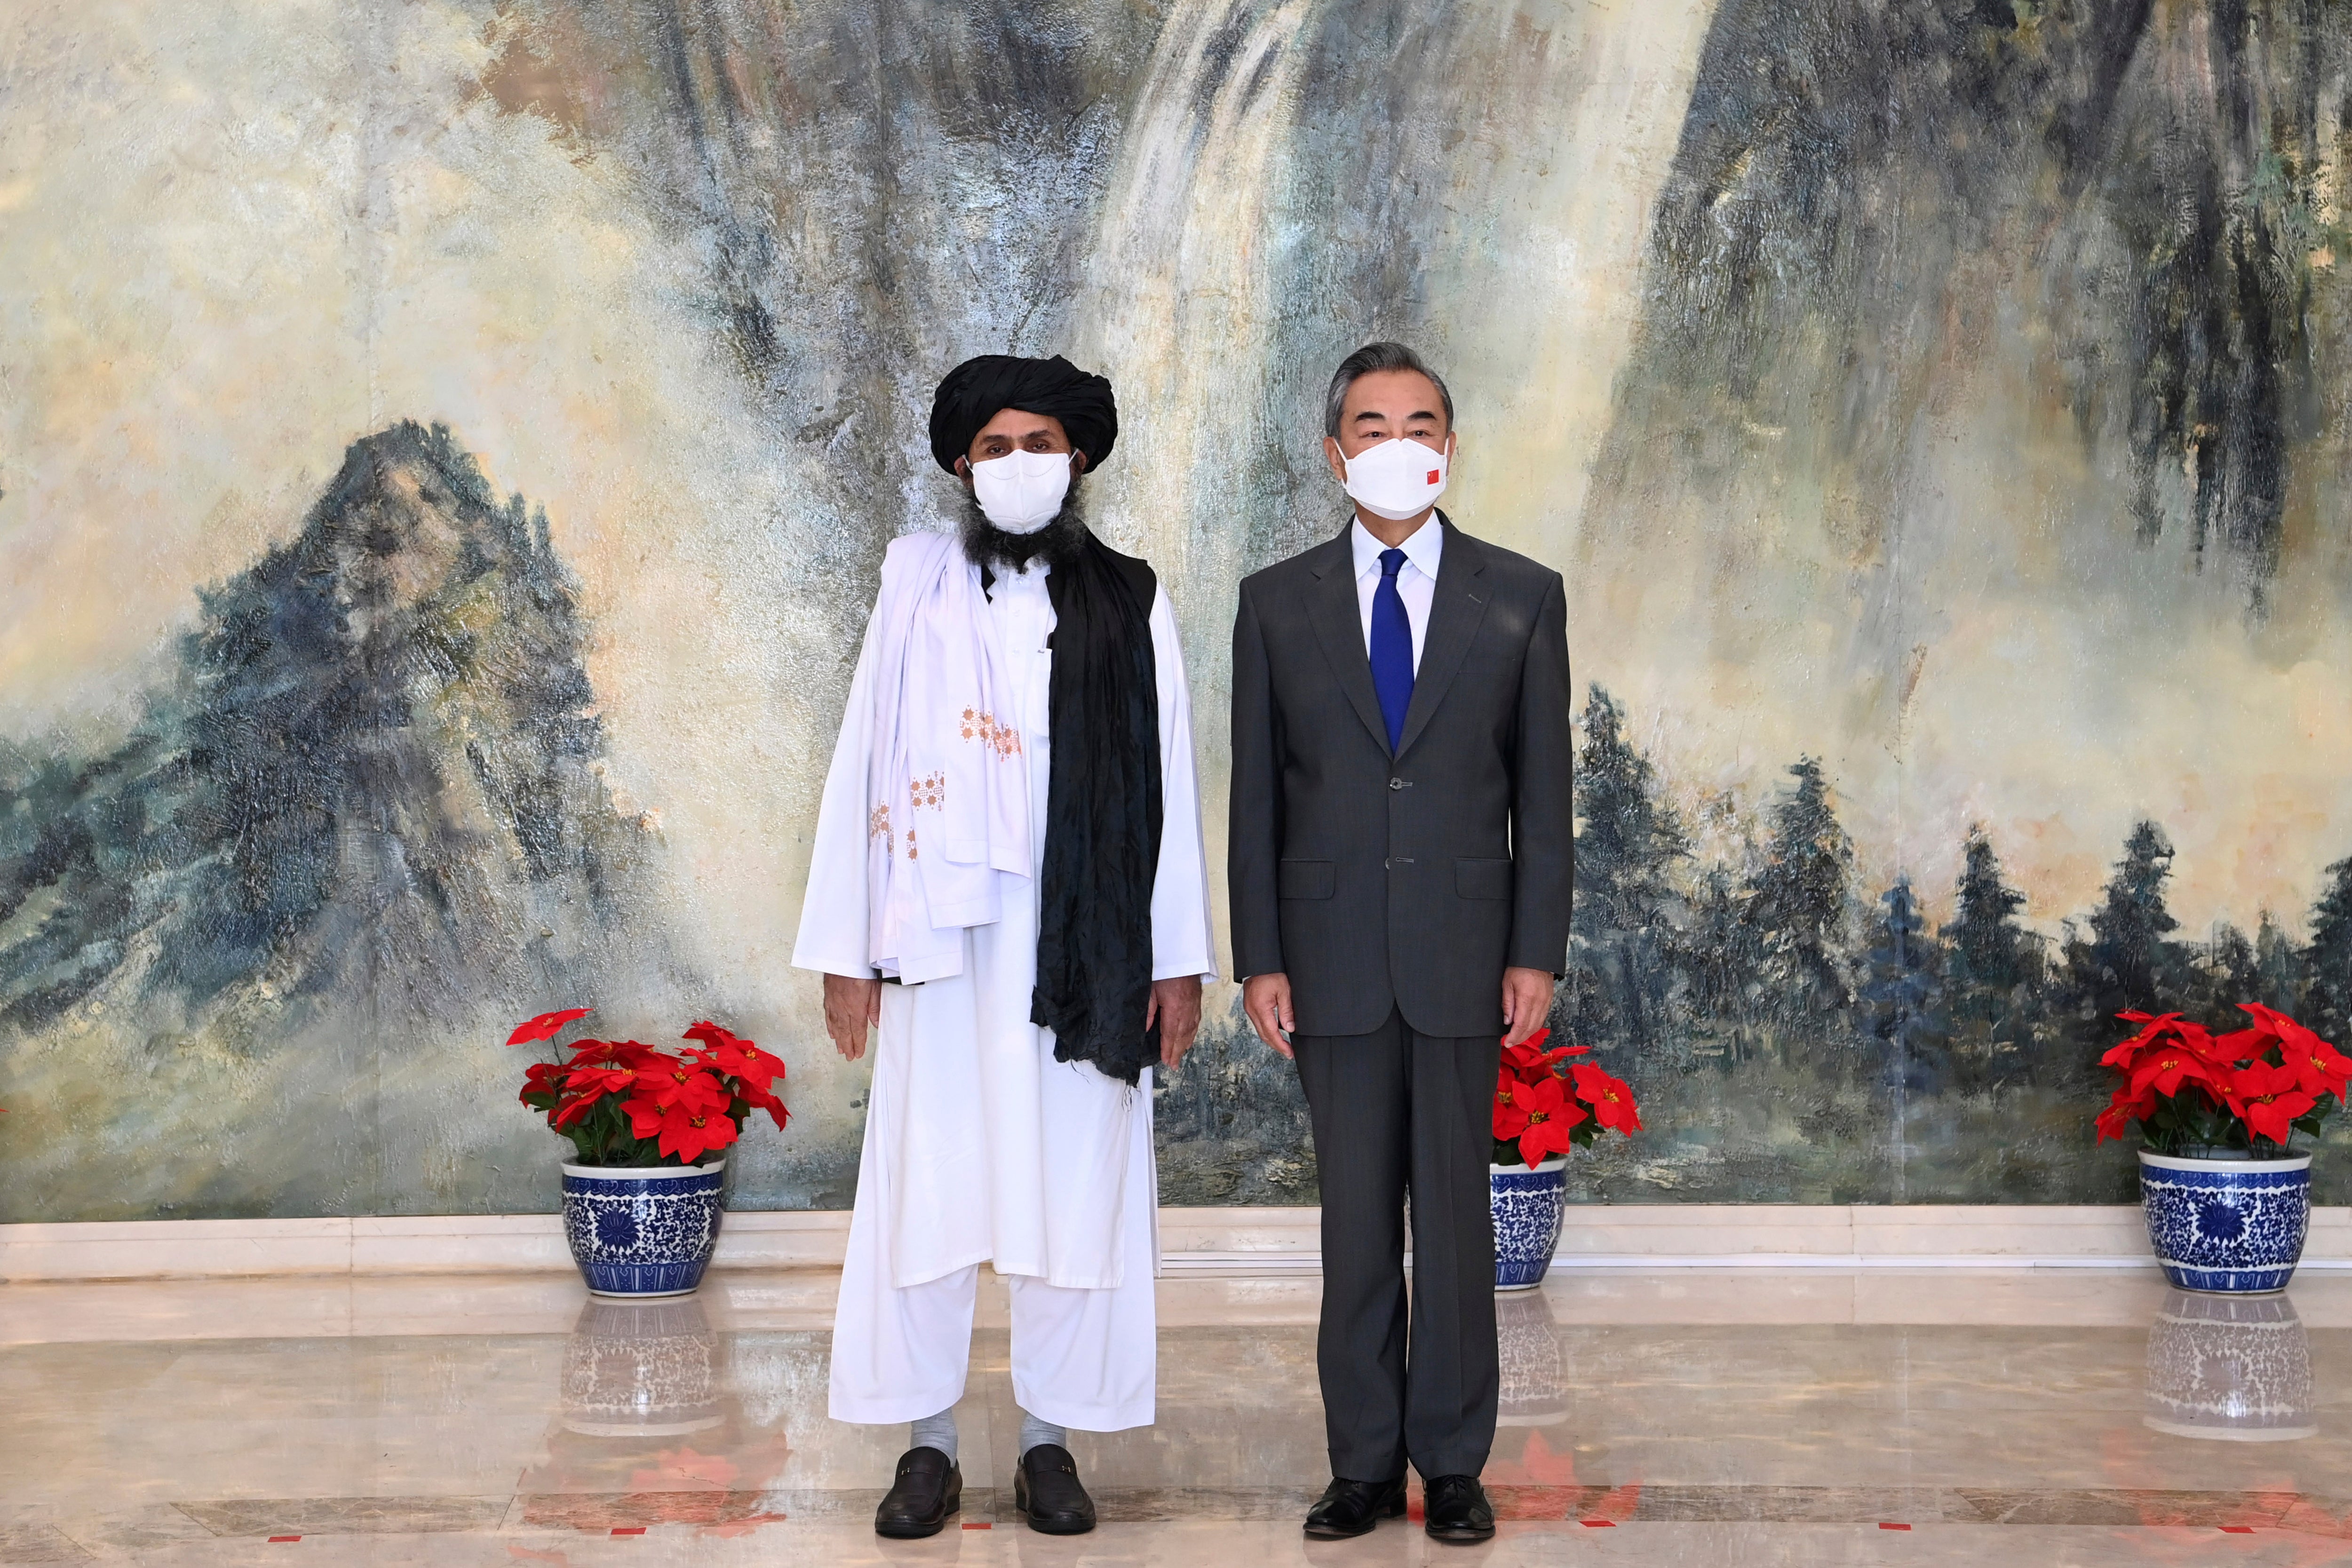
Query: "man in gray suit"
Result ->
[[1229, 342, 1573, 1544]]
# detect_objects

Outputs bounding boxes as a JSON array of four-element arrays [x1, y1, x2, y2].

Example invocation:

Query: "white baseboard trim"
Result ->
[[4, 1204, 2347, 1282], [0, 1211, 851, 1282], [1152, 1252, 2352, 1274], [1530, 1253, 2352, 1271]]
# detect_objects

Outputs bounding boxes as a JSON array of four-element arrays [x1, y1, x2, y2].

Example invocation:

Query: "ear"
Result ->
[[954, 455, 973, 489], [1323, 435, 1349, 486], [1070, 450, 1089, 478]]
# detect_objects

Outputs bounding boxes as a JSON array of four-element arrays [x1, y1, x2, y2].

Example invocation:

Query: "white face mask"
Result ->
[[1342, 436, 1450, 522], [969, 449, 1072, 532]]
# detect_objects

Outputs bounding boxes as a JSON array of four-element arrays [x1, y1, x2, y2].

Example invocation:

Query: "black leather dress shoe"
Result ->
[[874, 1446, 961, 1538], [1303, 1476, 1408, 1539], [1014, 1443, 1097, 1534], [1422, 1474, 1496, 1543]]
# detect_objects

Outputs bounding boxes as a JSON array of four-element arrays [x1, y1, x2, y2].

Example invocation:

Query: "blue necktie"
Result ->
[[1369, 547, 1414, 753]]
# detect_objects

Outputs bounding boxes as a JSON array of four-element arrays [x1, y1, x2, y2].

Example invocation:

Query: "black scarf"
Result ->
[[1027, 532, 1163, 1084]]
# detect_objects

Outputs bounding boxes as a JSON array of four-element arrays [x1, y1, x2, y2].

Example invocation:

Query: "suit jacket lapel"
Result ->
[[1303, 527, 1393, 755], [1396, 516, 1490, 759]]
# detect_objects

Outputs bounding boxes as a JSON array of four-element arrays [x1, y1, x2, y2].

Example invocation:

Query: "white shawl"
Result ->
[[863, 532, 1032, 982]]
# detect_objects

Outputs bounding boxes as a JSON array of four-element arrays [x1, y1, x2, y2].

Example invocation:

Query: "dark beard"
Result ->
[[960, 484, 1089, 574]]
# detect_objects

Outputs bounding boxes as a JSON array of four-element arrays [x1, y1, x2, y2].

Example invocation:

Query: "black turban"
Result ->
[[928, 354, 1118, 474]]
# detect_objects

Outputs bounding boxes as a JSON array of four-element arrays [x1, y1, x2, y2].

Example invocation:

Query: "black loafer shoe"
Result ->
[[1014, 1442, 1097, 1534], [1303, 1476, 1407, 1539], [1422, 1474, 1496, 1544], [874, 1446, 961, 1538]]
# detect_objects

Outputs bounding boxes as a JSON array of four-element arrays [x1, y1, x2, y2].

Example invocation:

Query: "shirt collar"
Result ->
[[1351, 514, 1445, 581]]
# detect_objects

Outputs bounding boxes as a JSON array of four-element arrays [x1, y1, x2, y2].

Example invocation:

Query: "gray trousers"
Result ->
[[1293, 1011, 1500, 1481]]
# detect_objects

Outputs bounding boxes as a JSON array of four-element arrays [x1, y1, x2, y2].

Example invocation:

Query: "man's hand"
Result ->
[[1243, 972, 1296, 1059], [1146, 975, 1204, 1071], [1502, 966, 1557, 1047], [823, 972, 882, 1061]]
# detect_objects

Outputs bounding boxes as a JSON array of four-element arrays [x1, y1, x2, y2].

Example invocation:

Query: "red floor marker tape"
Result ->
[[1879, 1522, 1912, 1531], [1581, 1519, 1616, 1528], [268, 1536, 300, 1544], [962, 1521, 993, 1529], [2221, 1526, 2255, 1534], [610, 1527, 645, 1536]]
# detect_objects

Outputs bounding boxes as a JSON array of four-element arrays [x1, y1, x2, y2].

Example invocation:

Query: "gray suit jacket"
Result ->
[[1228, 513, 1574, 1038]]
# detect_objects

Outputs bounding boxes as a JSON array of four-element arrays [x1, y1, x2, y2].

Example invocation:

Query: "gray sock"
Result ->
[[909, 1408, 958, 1463], [1018, 1409, 1069, 1457]]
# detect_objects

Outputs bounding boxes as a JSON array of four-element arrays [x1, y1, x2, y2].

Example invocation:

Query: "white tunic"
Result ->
[[792, 551, 1216, 1289]]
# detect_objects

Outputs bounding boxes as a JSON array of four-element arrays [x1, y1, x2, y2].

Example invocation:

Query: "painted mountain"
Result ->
[[1544, 0, 2352, 1203], [0, 424, 707, 1219]]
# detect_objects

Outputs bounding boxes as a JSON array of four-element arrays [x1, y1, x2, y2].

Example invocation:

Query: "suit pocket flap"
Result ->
[[1455, 857, 1512, 900], [1278, 859, 1336, 899]]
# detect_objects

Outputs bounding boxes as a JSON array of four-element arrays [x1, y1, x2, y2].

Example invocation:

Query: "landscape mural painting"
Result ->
[[7, 0, 2352, 1220]]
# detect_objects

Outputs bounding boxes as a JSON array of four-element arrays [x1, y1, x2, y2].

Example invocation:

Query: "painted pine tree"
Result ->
[[1939, 827, 2054, 1087], [1862, 877, 1945, 1093], [1677, 864, 1761, 1064], [2062, 820, 2184, 1070], [2253, 914, 2304, 1012], [1744, 758, 1855, 1027], [1566, 685, 1689, 1057], [1947, 828, 2031, 994], [2304, 856, 2352, 1044], [2183, 922, 2262, 1020]]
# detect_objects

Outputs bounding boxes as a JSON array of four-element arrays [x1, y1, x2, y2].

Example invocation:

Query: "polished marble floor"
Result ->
[[7, 1266, 2352, 1564]]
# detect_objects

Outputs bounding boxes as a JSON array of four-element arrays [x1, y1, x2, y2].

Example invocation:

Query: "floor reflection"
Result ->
[[12, 1269, 2352, 1563], [561, 1297, 724, 1438], [2145, 1287, 2317, 1443], [1495, 1288, 1564, 1428], [516, 1297, 798, 1531]]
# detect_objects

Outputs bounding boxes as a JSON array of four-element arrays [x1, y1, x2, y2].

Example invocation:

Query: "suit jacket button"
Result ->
[[1389, 777, 1404, 790]]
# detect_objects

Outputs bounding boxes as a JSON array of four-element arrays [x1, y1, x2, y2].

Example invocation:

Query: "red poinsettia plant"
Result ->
[[510, 1007, 789, 1167], [1493, 1028, 1643, 1169], [2095, 1004, 2351, 1157]]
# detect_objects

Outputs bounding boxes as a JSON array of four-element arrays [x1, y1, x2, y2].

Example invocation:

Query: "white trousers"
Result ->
[[826, 1058, 1160, 1432]]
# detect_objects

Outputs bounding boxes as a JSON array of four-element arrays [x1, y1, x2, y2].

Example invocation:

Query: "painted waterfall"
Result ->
[[5, 0, 2352, 1218]]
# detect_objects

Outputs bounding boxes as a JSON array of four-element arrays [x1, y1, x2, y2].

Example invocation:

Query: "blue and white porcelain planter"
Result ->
[[2137, 1150, 2312, 1296], [561, 1160, 727, 1298], [1492, 1156, 1568, 1291]]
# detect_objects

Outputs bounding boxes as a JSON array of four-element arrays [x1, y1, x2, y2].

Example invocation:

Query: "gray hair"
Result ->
[[1323, 342, 1454, 438]]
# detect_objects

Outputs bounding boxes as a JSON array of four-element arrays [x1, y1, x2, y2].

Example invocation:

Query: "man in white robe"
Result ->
[[792, 354, 1215, 1539]]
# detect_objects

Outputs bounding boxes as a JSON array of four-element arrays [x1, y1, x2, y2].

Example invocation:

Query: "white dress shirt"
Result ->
[[1350, 515, 1443, 674]]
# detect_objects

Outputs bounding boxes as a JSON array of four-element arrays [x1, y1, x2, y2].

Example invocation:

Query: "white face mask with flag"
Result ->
[[1342, 436, 1451, 521], [969, 449, 1072, 532]]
